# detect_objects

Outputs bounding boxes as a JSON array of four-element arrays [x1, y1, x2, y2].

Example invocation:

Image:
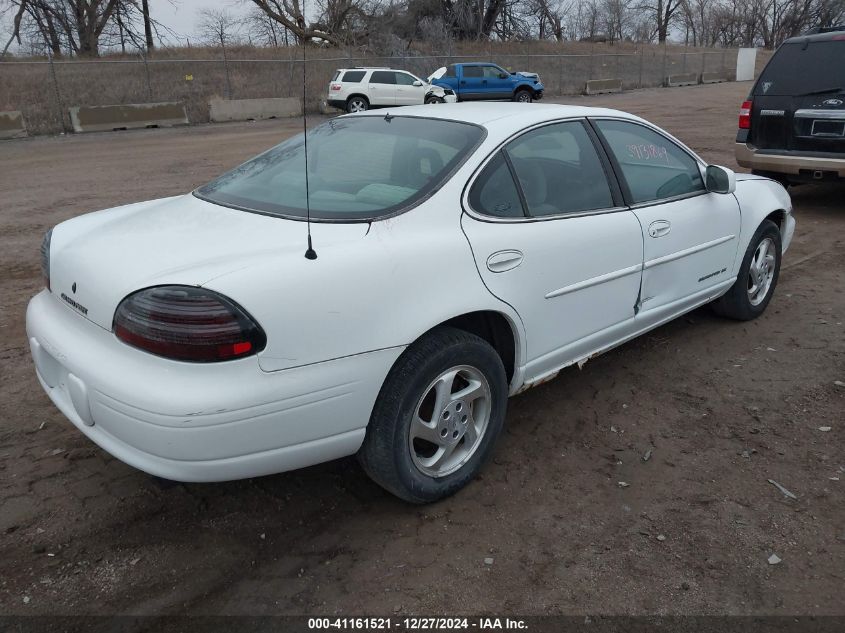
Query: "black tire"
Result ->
[[711, 220, 782, 321], [513, 89, 533, 103], [358, 327, 508, 504], [425, 95, 445, 104], [346, 95, 369, 113]]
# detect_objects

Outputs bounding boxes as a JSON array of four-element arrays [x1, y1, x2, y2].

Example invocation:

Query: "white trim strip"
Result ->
[[545, 263, 642, 299], [643, 234, 736, 270]]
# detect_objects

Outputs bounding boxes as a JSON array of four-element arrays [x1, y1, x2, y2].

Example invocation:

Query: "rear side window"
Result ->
[[463, 66, 483, 78], [370, 71, 396, 84], [595, 120, 704, 204], [342, 70, 365, 83], [505, 122, 613, 216], [755, 41, 845, 96], [469, 152, 524, 218]]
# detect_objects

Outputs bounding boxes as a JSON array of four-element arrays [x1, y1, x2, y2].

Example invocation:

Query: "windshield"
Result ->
[[754, 40, 845, 96], [195, 116, 484, 221]]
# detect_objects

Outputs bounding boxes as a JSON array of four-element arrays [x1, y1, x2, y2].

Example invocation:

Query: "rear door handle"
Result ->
[[648, 220, 671, 238], [486, 250, 524, 273]]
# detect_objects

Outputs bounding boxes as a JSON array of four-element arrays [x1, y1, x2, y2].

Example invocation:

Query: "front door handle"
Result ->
[[486, 250, 524, 273], [648, 220, 671, 238]]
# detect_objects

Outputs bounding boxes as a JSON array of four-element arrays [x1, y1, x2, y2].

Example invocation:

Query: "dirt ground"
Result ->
[[0, 81, 842, 617]]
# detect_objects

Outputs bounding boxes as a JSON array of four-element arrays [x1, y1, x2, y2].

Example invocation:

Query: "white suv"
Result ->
[[327, 68, 457, 113]]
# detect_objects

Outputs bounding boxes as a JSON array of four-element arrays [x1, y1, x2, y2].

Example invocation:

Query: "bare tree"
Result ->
[[197, 7, 242, 47]]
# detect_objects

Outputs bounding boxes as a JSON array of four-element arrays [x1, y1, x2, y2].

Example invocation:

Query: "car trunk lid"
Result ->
[[48, 194, 368, 331]]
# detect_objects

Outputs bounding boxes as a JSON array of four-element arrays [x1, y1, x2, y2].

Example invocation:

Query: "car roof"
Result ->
[[350, 102, 643, 132], [336, 67, 408, 72], [783, 29, 845, 44]]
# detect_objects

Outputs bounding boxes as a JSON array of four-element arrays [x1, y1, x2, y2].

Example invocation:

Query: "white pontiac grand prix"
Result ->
[[27, 103, 795, 503]]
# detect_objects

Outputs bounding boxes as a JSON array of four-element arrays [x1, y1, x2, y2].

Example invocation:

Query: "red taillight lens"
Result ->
[[330, 83, 341, 91], [113, 286, 266, 362], [739, 100, 752, 129]]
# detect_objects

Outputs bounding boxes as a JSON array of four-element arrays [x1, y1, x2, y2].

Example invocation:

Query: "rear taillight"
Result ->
[[113, 285, 266, 362], [739, 100, 752, 129], [40, 228, 52, 291], [330, 83, 341, 91]]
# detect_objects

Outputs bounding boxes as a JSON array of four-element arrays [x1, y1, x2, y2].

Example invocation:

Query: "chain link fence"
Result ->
[[0, 44, 762, 136]]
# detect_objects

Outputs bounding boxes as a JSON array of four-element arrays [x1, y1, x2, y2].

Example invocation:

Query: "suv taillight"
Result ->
[[113, 286, 266, 362], [739, 100, 752, 129], [330, 83, 341, 91]]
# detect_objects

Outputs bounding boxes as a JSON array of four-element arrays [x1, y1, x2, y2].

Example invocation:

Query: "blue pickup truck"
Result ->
[[427, 62, 544, 103]]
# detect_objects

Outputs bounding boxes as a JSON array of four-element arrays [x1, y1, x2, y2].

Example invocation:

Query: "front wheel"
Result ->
[[358, 327, 508, 503], [711, 219, 782, 320], [513, 89, 533, 103], [425, 95, 445, 104]]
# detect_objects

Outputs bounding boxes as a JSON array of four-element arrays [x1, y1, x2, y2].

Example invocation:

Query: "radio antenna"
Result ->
[[302, 11, 317, 260]]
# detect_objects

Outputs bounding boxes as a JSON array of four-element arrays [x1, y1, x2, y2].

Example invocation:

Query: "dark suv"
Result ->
[[735, 27, 845, 185]]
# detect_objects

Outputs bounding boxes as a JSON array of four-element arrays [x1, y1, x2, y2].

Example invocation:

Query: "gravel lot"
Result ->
[[0, 81, 843, 616]]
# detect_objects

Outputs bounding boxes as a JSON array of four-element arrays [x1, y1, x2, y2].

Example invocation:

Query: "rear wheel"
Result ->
[[358, 327, 508, 503], [513, 89, 533, 103], [712, 220, 782, 320], [346, 96, 369, 113]]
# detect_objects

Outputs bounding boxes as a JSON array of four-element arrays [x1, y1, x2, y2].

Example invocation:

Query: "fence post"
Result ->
[[700, 50, 706, 80], [661, 44, 668, 86], [588, 41, 595, 81], [682, 49, 687, 73], [638, 46, 644, 88], [721, 48, 728, 77], [140, 52, 153, 100], [221, 38, 232, 99], [46, 50, 69, 134], [558, 52, 563, 96]]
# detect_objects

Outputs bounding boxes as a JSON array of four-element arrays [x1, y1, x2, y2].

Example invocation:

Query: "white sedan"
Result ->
[[27, 104, 795, 503]]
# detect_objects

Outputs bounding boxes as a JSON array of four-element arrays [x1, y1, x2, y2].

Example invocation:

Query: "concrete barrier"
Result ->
[[584, 79, 623, 95], [701, 72, 728, 84], [69, 102, 188, 133], [209, 97, 301, 122], [666, 73, 699, 87], [0, 110, 27, 139]]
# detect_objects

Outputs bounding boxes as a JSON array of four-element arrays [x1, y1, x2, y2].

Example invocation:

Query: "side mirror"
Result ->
[[413, 80, 423, 87], [499, 73, 508, 79], [705, 165, 736, 194]]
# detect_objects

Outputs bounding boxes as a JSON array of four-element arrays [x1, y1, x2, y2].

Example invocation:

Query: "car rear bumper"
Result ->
[[26, 290, 403, 482], [327, 99, 347, 110], [735, 143, 845, 178]]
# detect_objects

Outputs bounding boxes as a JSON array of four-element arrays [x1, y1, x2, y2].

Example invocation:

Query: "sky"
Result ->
[[150, 0, 251, 45], [0, 0, 253, 51]]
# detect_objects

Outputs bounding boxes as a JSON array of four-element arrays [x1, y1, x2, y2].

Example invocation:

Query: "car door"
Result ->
[[459, 66, 485, 100], [591, 118, 741, 320], [461, 120, 644, 381], [394, 71, 426, 105], [367, 70, 396, 106], [481, 65, 512, 99]]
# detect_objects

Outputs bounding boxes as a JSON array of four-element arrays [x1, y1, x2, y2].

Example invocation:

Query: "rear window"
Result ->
[[754, 40, 845, 96], [332, 70, 340, 81], [195, 117, 484, 221], [342, 70, 366, 83]]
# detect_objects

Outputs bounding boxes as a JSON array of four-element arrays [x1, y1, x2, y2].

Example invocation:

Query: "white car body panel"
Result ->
[[27, 103, 795, 482]]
